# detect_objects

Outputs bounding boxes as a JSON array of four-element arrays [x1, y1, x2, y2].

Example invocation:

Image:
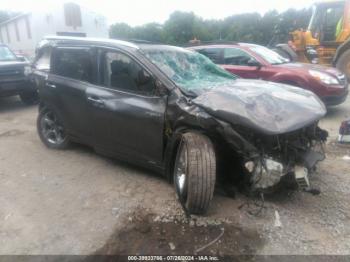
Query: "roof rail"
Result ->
[[184, 40, 238, 47], [126, 39, 166, 45], [42, 35, 139, 49]]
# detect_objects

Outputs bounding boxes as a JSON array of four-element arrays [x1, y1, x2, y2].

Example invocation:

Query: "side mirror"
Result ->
[[247, 58, 262, 68], [155, 79, 168, 96]]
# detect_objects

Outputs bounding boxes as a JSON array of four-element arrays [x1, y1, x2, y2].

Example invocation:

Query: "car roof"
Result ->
[[40, 36, 193, 54]]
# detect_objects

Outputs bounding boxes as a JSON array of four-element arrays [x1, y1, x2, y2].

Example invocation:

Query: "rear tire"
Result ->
[[336, 49, 350, 80], [173, 132, 216, 215], [37, 107, 70, 149]]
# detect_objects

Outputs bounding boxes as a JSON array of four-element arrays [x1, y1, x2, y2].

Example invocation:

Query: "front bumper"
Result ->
[[321, 88, 349, 106]]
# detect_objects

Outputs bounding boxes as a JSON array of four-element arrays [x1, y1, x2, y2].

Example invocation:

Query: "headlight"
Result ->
[[24, 66, 32, 76], [309, 70, 339, 85]]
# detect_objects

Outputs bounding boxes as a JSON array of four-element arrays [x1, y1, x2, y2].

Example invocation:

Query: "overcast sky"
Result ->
[[3, 0, 316, 26]]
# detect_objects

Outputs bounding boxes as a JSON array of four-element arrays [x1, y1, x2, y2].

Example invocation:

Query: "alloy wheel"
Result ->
[[40, 111, 66, 145]]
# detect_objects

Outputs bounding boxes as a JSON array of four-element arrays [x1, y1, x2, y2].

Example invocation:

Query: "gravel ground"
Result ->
[[0, 95, 349, 255]]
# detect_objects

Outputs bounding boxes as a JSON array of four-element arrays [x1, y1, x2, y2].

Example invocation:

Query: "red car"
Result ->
[[189, 43, 348, 106]]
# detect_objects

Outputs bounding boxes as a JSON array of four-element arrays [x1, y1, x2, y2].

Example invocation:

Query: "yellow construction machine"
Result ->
[[276, 0, 350, 78]]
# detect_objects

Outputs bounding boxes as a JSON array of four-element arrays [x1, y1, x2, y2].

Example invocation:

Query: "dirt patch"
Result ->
[[0, 129, 26, 138], [95, 209, 265, 256], [326, 141, 350, 156]]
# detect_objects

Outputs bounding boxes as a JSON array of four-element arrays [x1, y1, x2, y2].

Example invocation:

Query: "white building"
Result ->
[[0, 2, 108, 58]]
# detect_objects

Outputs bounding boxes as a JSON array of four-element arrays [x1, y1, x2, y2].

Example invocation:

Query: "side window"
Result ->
[[224, 48, 256, 66], [52, 48, 92, 83], [101, 50, 155, 94], [197, 48, 223, 64], [323, 6, 344, 40], [34, 47, 51, 71]]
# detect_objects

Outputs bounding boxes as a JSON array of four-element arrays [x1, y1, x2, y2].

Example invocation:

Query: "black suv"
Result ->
[[34, 36, 328, 214], [0, 44, 38, 104]]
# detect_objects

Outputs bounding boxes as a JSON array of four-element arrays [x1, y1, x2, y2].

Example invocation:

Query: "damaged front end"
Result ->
[[192, 80, 329, 193], [242, 124, 328, 192], [143, 45, 329, 195]]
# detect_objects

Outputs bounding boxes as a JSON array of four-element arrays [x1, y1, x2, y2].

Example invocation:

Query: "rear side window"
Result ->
[[52, 48, 93, 82], [223, 48, 256, 66], [100, 50, 155, 95], [197, 48, 223, 64]]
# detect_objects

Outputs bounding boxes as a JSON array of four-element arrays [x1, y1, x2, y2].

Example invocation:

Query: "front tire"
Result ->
[[37, 108, 70, 149], [173, 132, 216, 215]]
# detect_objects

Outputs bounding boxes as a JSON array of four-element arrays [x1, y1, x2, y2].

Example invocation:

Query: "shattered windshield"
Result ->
[[142, 46, 236, 93], [249, 45, 289, 65], [0, 46, 17, 61]]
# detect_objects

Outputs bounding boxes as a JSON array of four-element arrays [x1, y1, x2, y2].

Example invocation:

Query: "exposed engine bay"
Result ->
[[241, 123, 328, 192]]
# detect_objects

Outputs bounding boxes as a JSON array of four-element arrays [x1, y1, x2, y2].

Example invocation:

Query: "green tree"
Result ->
[[163, 11, 197, 44], [133, 23, 164, 42], [109, 23, 134, 40], [108, 8, 313, 46], [222, 13, 261, 43]]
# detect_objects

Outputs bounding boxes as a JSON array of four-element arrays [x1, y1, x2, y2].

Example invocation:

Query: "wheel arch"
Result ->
[[38, 101, 47, 112], [271, 74, 306, 88], [163, 126, 213, 183], [279, 79, 302, 87]]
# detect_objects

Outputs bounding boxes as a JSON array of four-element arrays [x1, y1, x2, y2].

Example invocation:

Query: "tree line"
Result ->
[[0, 8, 312, 47], [109, 8, 312, 46]]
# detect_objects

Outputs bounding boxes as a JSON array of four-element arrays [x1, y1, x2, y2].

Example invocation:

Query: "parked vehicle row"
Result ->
[[32, 36, 329, 215], [0, 43, 38, 105]]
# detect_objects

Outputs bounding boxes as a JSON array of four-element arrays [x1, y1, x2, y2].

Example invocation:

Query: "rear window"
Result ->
[[52, 48, 93, 82]]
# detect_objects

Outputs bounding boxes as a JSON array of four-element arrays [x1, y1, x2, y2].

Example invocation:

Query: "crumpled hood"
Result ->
[[193, 79, 327, 135]]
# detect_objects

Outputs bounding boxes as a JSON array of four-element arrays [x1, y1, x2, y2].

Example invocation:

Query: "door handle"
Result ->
[[45, 83, 56, 89], [87, 96, 104, 107]]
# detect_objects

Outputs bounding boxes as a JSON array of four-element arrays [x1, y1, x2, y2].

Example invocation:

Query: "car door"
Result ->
[[221, 48, 262, 79], [47, 46, 96, 140], [87, 48, 167, 166]]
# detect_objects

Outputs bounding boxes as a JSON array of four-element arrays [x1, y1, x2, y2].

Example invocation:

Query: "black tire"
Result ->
[[173, 132, 216, 215], [336, 49, 350, 80], [37, 107, 70, 149], [20, 90, 39, 105]]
